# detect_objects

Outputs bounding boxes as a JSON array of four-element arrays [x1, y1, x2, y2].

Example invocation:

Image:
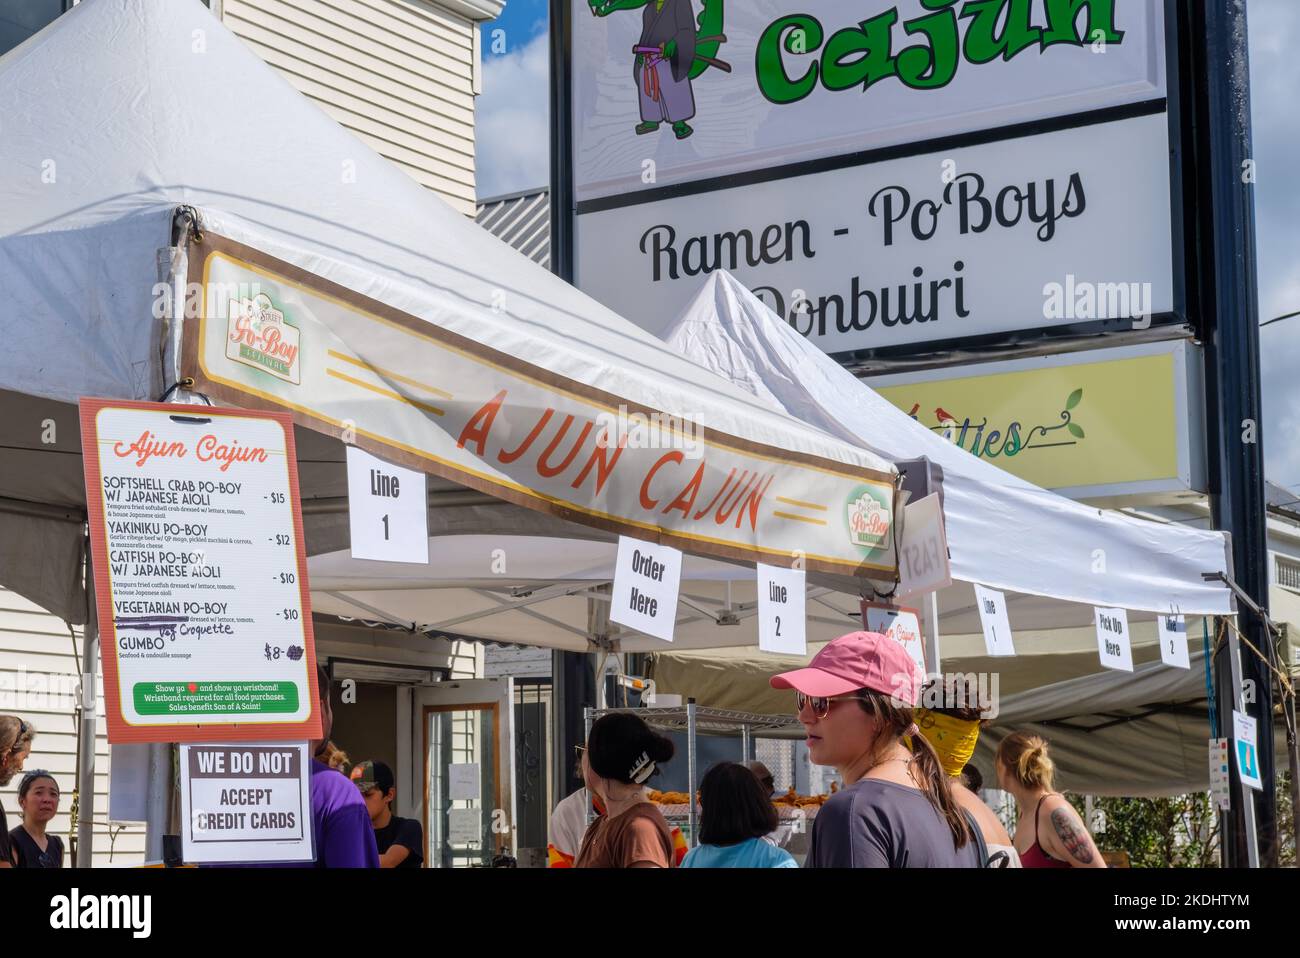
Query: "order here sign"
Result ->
[[79, 399, 321, 743]]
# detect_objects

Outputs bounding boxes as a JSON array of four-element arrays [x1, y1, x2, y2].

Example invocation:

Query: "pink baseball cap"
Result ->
[[769, 631, 922, 707]]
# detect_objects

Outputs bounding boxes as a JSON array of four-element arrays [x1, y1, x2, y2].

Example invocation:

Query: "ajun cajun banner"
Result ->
[[180, 232, 898, 577]]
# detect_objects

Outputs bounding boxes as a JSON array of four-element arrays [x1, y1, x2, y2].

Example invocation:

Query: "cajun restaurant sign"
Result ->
[[571, 0, 1165, 201], [566, 0, 1176, 353], [181, 233, 898, 577]]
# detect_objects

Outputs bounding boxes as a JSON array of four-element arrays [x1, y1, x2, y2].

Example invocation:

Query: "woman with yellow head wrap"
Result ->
[[912, 708, 982, 778], [908, 681, 1021, 867]]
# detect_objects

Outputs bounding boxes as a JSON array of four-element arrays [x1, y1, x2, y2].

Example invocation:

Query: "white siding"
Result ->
[[449, 639, 483, 679], [0, 587, 146, 867], [223, 0, 479, 215]]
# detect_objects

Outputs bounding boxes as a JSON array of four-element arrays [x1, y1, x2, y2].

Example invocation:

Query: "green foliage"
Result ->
[[1069, 793, 1217, 868], [1065, 771, 1297, 867], [1278, 770, 1296, 867]]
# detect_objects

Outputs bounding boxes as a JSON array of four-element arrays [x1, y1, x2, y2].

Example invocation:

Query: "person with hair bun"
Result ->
[[995, 732, 1104, 868], [912, 678, 1019, 867], [772, 632, 981, 868], [575, 711, 677, 868]]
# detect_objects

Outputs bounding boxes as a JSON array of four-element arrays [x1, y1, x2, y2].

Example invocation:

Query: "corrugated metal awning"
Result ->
[[475, 187, 550, 268]]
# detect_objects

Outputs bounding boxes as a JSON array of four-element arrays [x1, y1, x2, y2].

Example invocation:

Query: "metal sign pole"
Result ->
[[1222, 620, 1260, 868], [548, 0, 574, 284], [686, 701, 697, 848], [1192, 1, 1276, 866]]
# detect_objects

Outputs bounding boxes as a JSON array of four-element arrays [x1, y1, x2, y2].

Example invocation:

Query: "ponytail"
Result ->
[[996, 732, 1055, 792]]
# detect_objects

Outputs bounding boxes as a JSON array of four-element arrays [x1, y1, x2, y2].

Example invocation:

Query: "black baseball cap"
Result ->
[[350, 760, 394, 794]]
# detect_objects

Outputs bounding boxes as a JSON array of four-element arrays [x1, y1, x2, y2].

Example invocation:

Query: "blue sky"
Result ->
[[475, 0, 550, 199], [480, 0, 548, 55], [473, 1, 1300, 488]]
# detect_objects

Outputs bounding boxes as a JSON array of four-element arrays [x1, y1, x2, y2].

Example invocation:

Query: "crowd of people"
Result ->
[[267, 666, 422, 867], [555, 630, 1105, 869], [0, 668, 420, 869], [3, 634, 1106, 869]]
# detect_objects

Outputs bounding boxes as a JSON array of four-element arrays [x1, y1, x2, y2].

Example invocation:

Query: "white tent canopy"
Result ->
[[645, 272, 1247, 795], [306, 267, 1243, 652], [662, 271, 1235, 621], [646, 624, 1223, 795], [0, 0, 1234, 664], [0, 0, 901, 630]]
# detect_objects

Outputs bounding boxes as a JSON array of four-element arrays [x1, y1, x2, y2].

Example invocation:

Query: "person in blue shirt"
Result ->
[[680, 762, 797, 868]]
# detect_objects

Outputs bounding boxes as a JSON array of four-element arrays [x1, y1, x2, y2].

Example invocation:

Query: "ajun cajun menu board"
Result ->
[[80, 399, 321, 743]]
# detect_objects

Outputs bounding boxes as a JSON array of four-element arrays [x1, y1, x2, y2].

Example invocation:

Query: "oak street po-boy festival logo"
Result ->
[[226, 292, 301, 385]]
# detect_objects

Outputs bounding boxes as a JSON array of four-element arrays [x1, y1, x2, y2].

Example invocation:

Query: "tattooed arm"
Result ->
[[1044, 799, 1106, 868]]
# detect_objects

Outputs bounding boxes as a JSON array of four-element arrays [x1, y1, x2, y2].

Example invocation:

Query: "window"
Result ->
[[1277, 555, 1300, 592], [0, 0, 67, 59]]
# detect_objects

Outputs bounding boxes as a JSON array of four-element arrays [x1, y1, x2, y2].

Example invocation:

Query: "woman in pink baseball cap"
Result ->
[[771, 631, 981, 868]]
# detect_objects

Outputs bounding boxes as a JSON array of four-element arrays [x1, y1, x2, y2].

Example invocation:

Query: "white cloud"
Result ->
[[475, 30, 550, 199]]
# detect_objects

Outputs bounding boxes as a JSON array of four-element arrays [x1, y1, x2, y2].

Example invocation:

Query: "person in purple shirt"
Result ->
[[204, 668, 377, 868], [307, 665, 379, 868]]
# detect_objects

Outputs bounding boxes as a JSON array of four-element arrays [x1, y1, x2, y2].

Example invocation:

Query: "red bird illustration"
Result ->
[[934, 406, 957, 423], [907, 403, 920, 418]]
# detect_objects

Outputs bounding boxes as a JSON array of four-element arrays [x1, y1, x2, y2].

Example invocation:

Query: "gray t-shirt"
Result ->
[[806, 779, 982, 868]]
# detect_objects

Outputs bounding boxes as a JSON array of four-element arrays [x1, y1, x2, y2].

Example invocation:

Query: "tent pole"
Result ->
[[142, 210, 195, 863], [588, 590, 612, 712], [922, 592, 941, 678], [75, 538, 99, 866], [143, 743, 171, 862]]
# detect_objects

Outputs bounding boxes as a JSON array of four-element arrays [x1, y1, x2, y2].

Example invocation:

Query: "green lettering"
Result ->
[[756, 15, 823, 105], [896, 2, 960, 89], [961, 0, 1041, 63], [1042, 0, 1123, 48], [821, 10, 898, 92], [752, 0, 1124, 105]]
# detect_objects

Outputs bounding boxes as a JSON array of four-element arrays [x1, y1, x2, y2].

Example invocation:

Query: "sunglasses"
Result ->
[[795, 691, 866, 719]]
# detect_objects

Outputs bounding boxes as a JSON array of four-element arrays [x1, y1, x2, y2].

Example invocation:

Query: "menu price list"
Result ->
[[89, 406, 312, 724]]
